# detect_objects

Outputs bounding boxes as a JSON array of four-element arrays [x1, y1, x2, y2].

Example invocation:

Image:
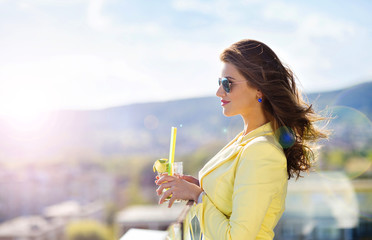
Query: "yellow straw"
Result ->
[[168, 127, 177, 176]]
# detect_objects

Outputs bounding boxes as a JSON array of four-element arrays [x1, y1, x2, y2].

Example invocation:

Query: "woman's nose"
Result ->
[[216, 84, 226, 97]]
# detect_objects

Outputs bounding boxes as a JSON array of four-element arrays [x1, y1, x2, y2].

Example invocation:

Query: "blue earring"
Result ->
[[258, 98, 262, 103]]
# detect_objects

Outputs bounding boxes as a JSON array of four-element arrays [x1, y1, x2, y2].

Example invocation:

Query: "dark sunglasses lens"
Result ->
[[221, 78, 230, 93]]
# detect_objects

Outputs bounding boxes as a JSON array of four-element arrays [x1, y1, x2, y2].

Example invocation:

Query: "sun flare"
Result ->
[[0, 96, 53, 133]]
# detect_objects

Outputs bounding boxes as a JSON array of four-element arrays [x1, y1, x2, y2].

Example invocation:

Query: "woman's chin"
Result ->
[[222, 109, 235, 117]]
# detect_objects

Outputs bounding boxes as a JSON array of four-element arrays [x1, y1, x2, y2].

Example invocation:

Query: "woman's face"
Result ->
[[216, 62, 262, 119]]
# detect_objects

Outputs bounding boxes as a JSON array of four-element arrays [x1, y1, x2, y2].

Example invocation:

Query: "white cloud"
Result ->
[[239, 0, 261, 4], [123, 39, 222, 101], [263, 1, 299, 22], [257, 1, 367, 91], [87, 0, 111, 30], [0, 54, 165, 112], [0, 0, 370, 114], [263, 1, 357, 40], [171, 0, 212, 13], [14, 0, 111, 31], [171, 0, 240, 22], [116, 22, 164, 36], [299, 14, 356, 39], [13, 0, 86, 12]]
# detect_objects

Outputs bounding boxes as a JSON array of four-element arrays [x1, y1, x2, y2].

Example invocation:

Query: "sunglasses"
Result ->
[[218, 77, 248, 93]]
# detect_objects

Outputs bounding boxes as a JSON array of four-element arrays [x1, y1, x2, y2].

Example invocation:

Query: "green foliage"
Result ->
[[65, 219, 114, 240], [325, 149, 347, 168], [367, 149, 372, 162], [320, 148, 372, 179], [125, 177, 151, 205]]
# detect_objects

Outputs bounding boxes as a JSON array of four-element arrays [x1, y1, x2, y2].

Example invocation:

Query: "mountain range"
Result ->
[[0, 81, 371, 163]]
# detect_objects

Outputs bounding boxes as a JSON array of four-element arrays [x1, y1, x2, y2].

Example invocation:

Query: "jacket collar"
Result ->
[[237, 122, 273, 146]]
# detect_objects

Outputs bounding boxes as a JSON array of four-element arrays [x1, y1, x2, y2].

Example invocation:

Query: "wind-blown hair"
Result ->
[[220, 39, 328, 180]]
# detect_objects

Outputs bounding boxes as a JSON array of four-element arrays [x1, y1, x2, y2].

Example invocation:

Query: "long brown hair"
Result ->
[[220, 39, 328, 180]]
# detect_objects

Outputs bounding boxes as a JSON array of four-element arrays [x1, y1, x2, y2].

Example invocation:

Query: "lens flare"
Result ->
[[275, 126, 296, 149], [322, 106, 372, 180], [315, 105, 372, 221]]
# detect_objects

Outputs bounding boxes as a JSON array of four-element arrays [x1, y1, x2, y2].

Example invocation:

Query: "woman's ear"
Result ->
[[257, 89, 263, 99]]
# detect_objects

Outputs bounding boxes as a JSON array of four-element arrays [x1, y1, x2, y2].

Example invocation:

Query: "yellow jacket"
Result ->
[[192, 122, 288, 240]]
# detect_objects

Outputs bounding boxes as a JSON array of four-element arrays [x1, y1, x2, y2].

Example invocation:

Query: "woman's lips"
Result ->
[[221, 100, 230, 106]]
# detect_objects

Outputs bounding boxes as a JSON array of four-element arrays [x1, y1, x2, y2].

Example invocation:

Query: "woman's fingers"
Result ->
[[155, 173, 168, 181], [156, 176, 202, 207], [159, 188, 172, 204], [157, 179, 203, 207], [168, 195, 177, 208], [156, 175, 176, 185], [156, 182, 172, 195], [180, 175, 200, 186]]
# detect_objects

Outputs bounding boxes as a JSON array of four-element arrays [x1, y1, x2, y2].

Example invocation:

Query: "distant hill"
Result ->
[[0, 81, 371, 162], [307, 81, 372, 118]]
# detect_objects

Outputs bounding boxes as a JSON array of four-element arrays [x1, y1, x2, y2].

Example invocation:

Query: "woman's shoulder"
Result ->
[[240, 135, 286, 164], [237, 134, 288, 183], [243, 133, 283, 151]]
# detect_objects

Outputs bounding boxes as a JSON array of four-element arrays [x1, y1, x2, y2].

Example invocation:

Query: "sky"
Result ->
[[0, 0, 371, 117]]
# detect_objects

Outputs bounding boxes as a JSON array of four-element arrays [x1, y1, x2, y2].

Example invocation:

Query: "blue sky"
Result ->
[[0, 0, 371, 117]]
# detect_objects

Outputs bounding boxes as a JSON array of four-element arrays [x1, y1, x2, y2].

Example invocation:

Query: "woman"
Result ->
[[156, 39, 328, 239]]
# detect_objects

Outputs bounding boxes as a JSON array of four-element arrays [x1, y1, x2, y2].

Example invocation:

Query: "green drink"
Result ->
[[154, 158, 171, 201]]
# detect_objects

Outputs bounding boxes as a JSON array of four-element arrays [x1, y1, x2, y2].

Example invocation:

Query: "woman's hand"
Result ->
[[156, 175, 203, 208], [180, 175, 200, 186]]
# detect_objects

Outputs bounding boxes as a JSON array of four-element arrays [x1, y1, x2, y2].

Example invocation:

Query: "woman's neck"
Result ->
[[241, 113, 268, 136]]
